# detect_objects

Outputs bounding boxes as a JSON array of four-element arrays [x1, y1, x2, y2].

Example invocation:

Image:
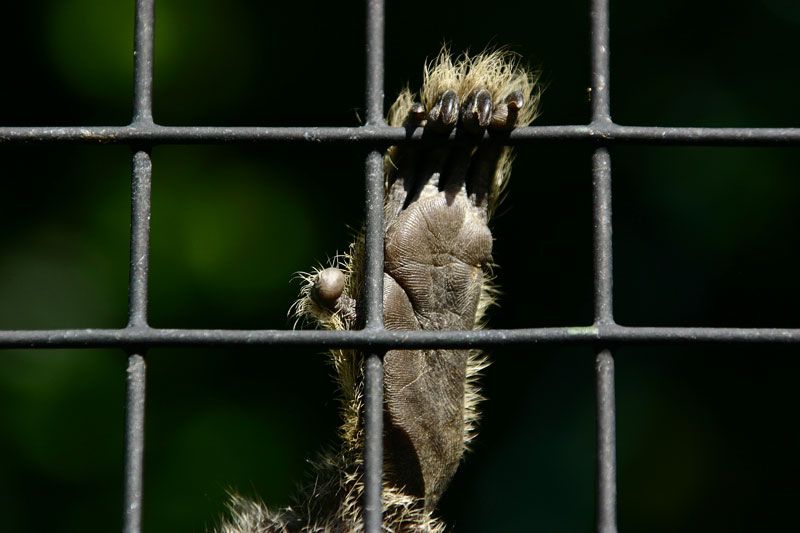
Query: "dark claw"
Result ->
[[490, 90, 525, 131], [460, 88, 493, 134], [408, 102, 427, 125], [505, 90, 524, 111], [427, 89, 459, 133]]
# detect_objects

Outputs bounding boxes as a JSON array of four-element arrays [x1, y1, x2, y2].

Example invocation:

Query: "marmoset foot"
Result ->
[[219, 50, 539, 533], [381, 75, 532, 507]]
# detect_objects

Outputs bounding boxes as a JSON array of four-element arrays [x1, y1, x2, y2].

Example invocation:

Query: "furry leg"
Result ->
[[218, 48, 539, 533]]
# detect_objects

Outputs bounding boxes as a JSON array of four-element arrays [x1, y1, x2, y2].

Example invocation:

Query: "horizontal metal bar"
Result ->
[[1, 124, 800, 146], [1, 325, 800, 349]]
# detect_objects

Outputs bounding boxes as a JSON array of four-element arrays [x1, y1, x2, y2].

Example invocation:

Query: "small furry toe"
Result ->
[[311, 267, 346, 310], [489, 89, 525, 131]]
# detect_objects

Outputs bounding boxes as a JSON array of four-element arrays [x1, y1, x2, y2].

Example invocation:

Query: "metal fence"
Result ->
[[1, 0, 800, 532]]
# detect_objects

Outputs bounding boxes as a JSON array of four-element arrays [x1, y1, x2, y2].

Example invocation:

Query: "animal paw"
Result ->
[[381, 51, 537, 507]]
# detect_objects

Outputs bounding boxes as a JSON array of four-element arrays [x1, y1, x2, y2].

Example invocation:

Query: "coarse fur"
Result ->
[[217, 48, 539, 533]]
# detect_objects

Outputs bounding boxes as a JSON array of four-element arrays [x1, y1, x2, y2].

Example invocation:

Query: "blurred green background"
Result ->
[[0, 0, 799, 531]]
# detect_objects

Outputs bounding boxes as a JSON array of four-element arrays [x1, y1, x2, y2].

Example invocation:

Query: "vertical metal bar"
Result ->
[[596, 349, 617, 533], [592, 148, 613, 325], [363, 150, 385, 332], [133, 0, 156, 124], [592, 149, 619, 531], [590, 0, 614, 325], [125, 0, 155, 522], [363, 151, 385, 533], [123, 152, 153, 533], [590, 0, 611, 124], [123, 353, 147, 533], [363, 0, 386, 329], [590, 1, 618, 532], [364, 1, 386, 531], [129, 150, 153, 328], [365, 0, 385, 127]]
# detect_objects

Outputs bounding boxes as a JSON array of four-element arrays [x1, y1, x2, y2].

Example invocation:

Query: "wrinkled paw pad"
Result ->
[[406, 88, 525, 135]]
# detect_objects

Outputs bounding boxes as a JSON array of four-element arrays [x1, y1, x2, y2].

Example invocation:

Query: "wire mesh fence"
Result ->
[[1, 0, 800, 532]]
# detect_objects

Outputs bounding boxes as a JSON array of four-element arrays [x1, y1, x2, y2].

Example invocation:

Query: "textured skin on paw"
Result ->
[[219, 49, 538, 532], [382, 195, 491, 502], [381, 50, 537, 507]]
